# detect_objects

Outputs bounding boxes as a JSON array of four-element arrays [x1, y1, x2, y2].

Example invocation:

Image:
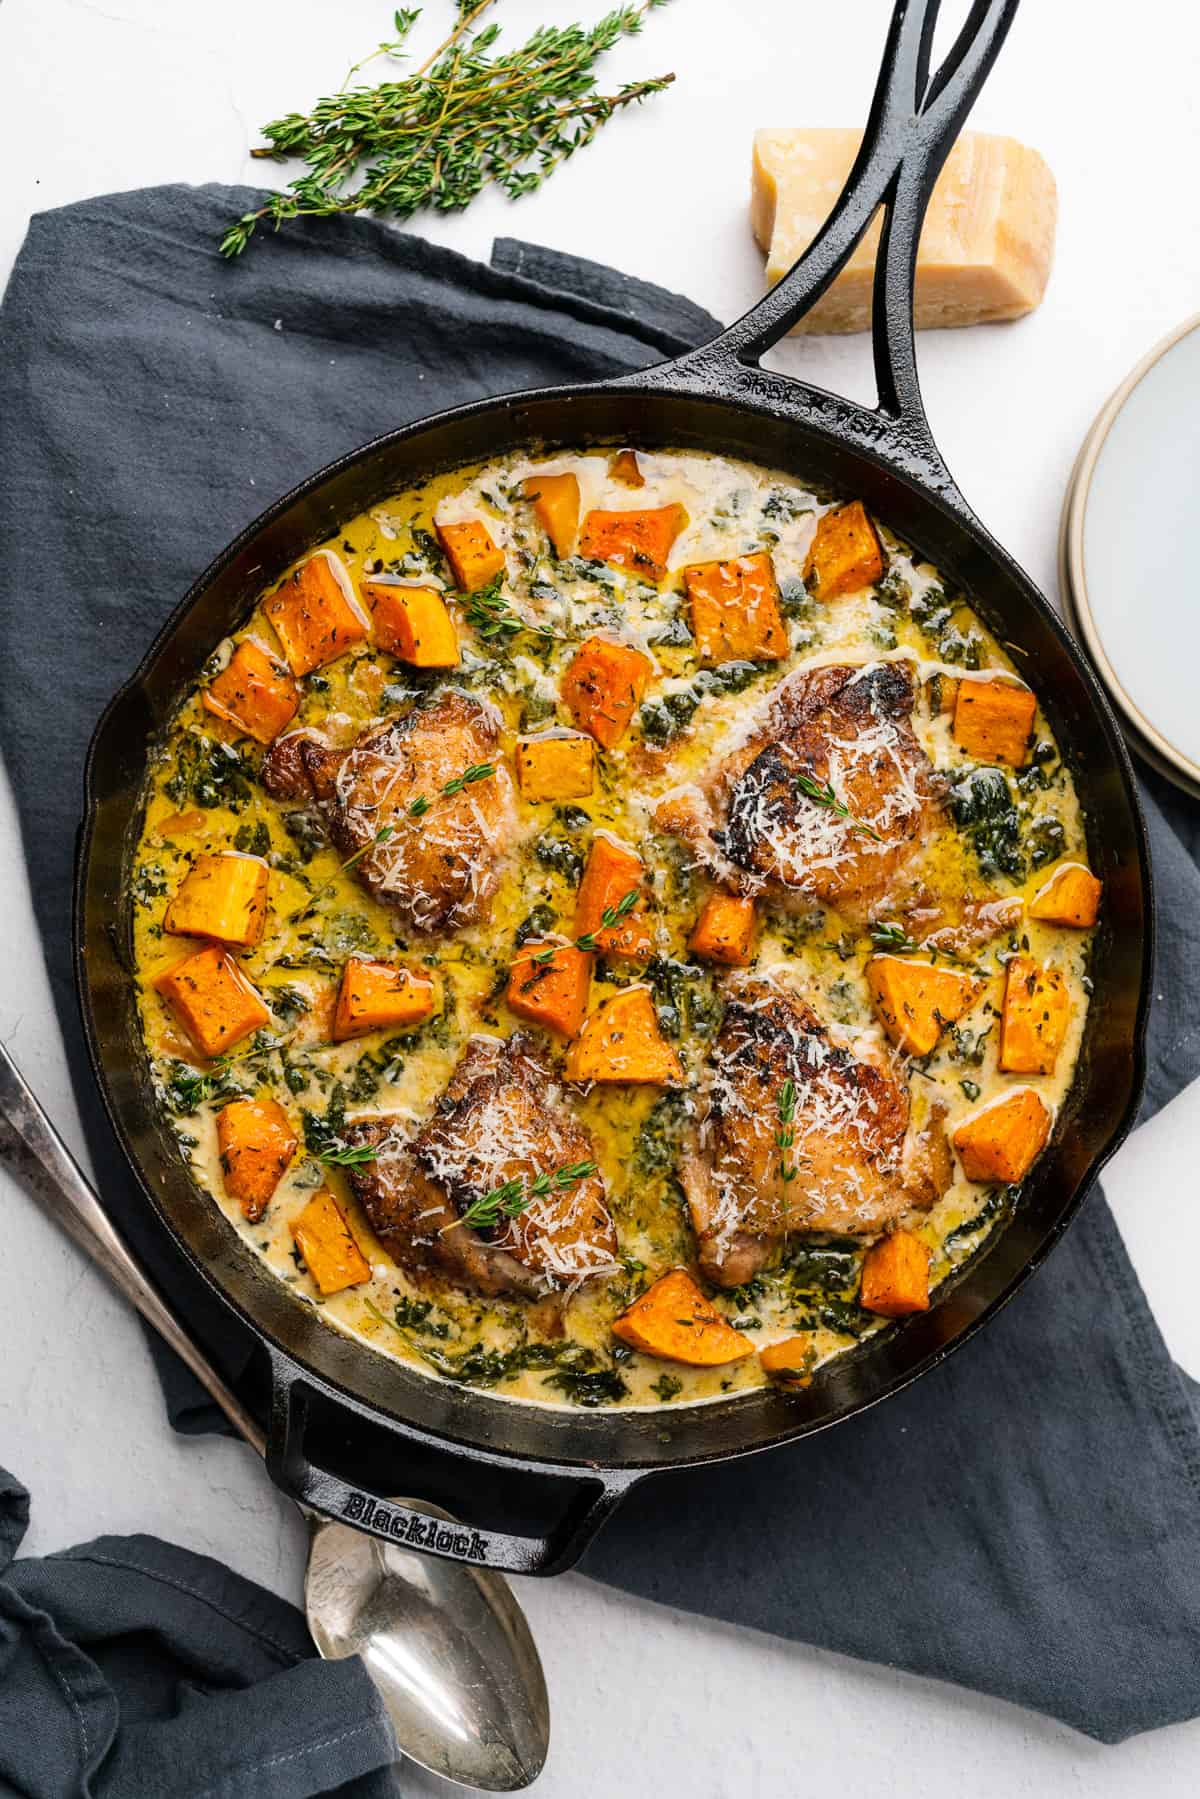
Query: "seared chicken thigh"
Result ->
[[262, 688, 516, 934], [346, 1034, 619, 1295], [682, 980, 951, 1288], [656, 661, 939, 925]]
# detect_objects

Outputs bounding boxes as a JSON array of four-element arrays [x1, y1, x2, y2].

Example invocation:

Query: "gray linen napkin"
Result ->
[[1, 183, 1199, 1750]]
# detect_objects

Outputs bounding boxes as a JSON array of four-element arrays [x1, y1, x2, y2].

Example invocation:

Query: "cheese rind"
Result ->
[[751, 128, 1057, 334]]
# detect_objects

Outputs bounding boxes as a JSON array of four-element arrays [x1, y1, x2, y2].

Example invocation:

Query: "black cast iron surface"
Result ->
[[75, 0, 1153, 1574]]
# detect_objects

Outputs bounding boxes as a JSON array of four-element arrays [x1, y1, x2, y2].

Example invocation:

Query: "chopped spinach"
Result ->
[[394, 1296, 451, 1339], [650, 1373, 683, 1402], [1027, 816, 1067, 869], [162, 1058, 243, 1116], [165, 735, 255, 812], [533, 831, 584, 883], [234, 820, 271, 857], [132, 863, 167, 906], [514, 902, 558, 947], [633, 1090, 688, 1177], [944, 1186, 1015, 1249], [282, 809, 325, 863], [301, 1084, 348, 1158], [949, 765, 1024, 879], [785, 1237, 862, 1297]]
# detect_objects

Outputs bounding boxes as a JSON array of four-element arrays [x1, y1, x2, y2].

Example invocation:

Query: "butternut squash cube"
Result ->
[[565, 987, 683, 1086], [860, 1229, 931, 1317], [435, 517, 506, 592], [216, 1096, 297, 1222], [515, 732, 595, 803], [332, 957, 439, 1043], [154, 946, 270, 1059], [866, 955, 982, 1057], [759, 1336, 818, 1382], [689, 892, 757, 966], [364, 580, 459, 668], [164, 853, 271, 949], [560, 636, 653, 749], [264, 552, 367, 677], [612, 1268, 753, 1366], [1029, 862, 1102, 928], [202, 639, 299, 744], [506, 942, 592, 1038], [574, 834, 652, 959], [291, 1188, 371, 1296], [999, 954, 1070, 1074], [608, 449, 645, 487], [577, 504, 688, 583], [953, 678, 1037, 767], [953, 1086, 1052, 1183], [803, 501, 884, 599], [684, 550, 789, 664], [519, 472, 580, 557]]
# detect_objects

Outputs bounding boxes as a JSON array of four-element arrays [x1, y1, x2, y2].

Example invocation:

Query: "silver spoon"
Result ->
[[0, 1041, 550, 1792]]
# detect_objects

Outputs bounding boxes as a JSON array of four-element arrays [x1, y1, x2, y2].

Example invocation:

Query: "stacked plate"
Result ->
[[1060, 313, 1200, 797]]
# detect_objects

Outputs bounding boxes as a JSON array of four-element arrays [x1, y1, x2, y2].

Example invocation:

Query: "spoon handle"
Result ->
[[0, 1041, 266, 1455]]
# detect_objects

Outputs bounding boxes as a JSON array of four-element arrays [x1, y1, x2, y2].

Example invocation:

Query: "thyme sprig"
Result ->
[[289, 824, 396, 926], [776, 1078, 799, 1187], [450, 1159, 599, 1233], [410, 761, 496, 816], [794, 770, 882, 843], [531, 884, 640, 963], [317, 1142, 380, 1168], [464, 575, 554, 644], [221, 2, 675, 258]]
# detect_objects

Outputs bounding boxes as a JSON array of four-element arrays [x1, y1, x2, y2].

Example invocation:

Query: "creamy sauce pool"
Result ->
[[131, 449, 1093, 1410]]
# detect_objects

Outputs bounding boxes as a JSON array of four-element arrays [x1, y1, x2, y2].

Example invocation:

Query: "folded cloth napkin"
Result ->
[[2, 183, 1200, 1749], [0, 1466, 397, 1797]]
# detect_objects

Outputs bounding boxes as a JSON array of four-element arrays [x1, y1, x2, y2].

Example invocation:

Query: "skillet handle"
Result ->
[[265, 1349, 637, 1577], [637, 0, 1021, 491]]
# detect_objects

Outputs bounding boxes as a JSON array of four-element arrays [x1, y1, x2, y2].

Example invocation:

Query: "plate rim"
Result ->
[[1059, 308, 1200, 793]]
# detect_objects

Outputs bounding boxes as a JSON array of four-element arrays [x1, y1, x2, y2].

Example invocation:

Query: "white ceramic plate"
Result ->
[[1060, 312, 1200, 796]]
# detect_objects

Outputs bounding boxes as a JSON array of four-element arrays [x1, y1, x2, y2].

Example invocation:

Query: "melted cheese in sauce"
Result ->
[[131, 449, 1093, 1411]]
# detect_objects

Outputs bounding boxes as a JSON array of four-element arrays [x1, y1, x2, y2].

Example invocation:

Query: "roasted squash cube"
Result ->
[[953, 678, 1037, 767], [506, 942, 592, 1038], [515, 732, 595, 802], [364, 580, 459, 668], [577, 504, 688, 583], [560, 636, 653, 749], [999, 954, 1070, 1075], [565, 987, 682, 1085], [519, 472, 580, 557], [689, 892, 756, 966], [264, 552, 367, 677], [803, 501, 884, 599], [202, 639, 299, 744], [1029, 862, 1102, 928], [608, 449, 645, 488], [612, 1268, 753, 1366], [435, 517, 506, 592], [154, 946, 270, 1059], [860, 1229, 931, 1317], [164, 853, 271, 949], [332, 958, 439, 1043], [759, 1336, 818, 1381], [684, 551, 789, 664], [216, 1096, 297, 1222], [953, 1086, 1052, 1183], [866, 956, 982, 1058], [574, 834, 652, 959], [291, 1188, 371, 1296]]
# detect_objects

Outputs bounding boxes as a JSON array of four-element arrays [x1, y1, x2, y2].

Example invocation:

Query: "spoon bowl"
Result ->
[[306, 1501, 549, 1791]]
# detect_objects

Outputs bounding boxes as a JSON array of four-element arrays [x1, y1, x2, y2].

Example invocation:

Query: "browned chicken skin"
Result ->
[[682, 980, 951, 1288], [655, 661, 940, 926], [261, 688, 516, 935], [345, 1034, 619, 1296]]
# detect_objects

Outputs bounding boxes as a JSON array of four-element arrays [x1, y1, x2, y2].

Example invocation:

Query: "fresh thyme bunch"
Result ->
[[222, 1, 675, 257]]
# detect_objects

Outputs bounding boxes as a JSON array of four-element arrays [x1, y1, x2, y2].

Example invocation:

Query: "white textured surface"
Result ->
[[2, 0, 1200, 1791]]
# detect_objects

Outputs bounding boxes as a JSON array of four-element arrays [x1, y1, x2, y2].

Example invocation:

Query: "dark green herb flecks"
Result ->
[[949, 765, 1024, 879], [166, 735, 255, 812]]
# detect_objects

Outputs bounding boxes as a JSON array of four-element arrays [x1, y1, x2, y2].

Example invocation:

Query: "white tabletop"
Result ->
[[2, 0, 1199, 1791]]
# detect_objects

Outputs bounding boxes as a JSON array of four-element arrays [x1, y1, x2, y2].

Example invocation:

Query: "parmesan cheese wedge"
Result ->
[[751, 128, 1057, 334]]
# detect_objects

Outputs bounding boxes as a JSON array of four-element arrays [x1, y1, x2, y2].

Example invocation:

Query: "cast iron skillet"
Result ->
[[76, 0, 1152, 1575]]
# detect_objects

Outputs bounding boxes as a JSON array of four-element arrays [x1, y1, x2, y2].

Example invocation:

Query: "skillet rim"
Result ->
[[73, 365, 1154, 1483]]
